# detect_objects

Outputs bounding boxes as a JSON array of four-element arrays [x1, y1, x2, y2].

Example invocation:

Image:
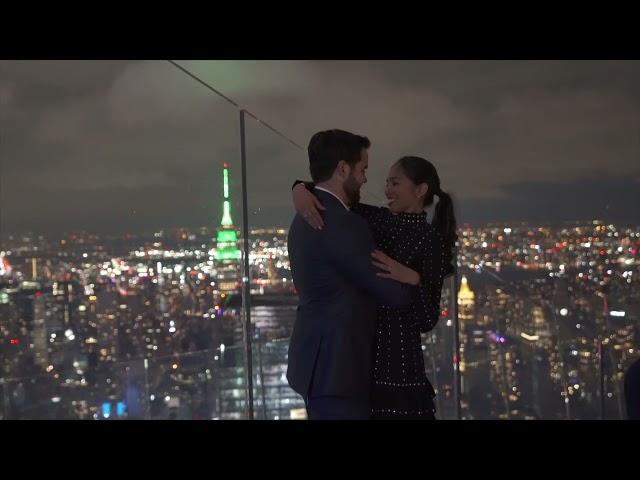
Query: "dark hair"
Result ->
[[308, 129, 371, 183], [393, 156, 458, 254]]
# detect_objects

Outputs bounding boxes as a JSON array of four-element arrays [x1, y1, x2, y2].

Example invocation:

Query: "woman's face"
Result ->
[[384, 164, 428, 213]]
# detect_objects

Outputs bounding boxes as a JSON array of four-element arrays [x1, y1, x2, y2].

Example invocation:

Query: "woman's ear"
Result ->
[[417, 183, 429, 199]]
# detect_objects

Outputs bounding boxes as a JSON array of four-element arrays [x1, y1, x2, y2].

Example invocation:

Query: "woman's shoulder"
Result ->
[[406, 220, 448, 249]]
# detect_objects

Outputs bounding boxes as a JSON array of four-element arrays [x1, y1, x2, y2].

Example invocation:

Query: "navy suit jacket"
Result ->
[[286, 188, 417, 404]]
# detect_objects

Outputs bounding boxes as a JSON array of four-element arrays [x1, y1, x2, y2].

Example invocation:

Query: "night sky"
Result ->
[[1, 60, 639, 237]]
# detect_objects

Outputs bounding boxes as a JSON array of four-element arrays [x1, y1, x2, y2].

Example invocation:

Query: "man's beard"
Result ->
[[343, 174, 361, 205]]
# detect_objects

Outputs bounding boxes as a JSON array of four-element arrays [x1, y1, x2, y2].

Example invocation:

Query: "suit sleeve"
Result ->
[[323, 214, 417, 307]]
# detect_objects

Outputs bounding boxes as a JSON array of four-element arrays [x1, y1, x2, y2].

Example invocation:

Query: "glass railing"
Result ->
[[242, 96, 308, 420], [0, 60, 252, 420]]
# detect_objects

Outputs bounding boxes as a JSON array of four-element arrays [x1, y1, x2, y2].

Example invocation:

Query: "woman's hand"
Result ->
[[371, 249, 421, 285], [293, 183, 325, 230]]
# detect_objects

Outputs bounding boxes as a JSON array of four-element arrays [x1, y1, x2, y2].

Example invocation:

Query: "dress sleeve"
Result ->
[[410, 229, 448, 333]]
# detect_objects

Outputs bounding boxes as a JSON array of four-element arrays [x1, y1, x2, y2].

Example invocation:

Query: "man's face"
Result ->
[[343, 149, 368, 205]]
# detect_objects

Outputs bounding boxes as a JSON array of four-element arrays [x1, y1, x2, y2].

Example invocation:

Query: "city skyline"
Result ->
[[2, 216, 637, 419], [2, 166, 639, 420], [2, 60, 640, 236]]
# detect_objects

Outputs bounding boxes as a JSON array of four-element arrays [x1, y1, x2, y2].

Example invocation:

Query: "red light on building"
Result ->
[[10, 339, 19, 346], [599, 250, 606, 256]]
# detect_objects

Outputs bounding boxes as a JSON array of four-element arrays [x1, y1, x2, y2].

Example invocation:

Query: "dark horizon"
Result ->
[[2, 60, 639, 237], [3, 215, 639, 243]]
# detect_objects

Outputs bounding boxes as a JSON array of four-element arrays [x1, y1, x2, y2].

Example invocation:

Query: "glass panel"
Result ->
[[0, 60, 248, 419], [244, 99, 308, 419]]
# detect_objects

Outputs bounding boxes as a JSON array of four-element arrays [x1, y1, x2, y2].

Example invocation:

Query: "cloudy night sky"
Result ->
[[1, 60, 639, 237]]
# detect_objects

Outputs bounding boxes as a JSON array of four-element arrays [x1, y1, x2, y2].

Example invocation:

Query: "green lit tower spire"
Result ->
[[215, 162, 241, 261], [221, 163, 233, 226]]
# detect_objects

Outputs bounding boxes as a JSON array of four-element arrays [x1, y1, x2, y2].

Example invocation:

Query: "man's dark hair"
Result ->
[[307, 129, 370, 183]]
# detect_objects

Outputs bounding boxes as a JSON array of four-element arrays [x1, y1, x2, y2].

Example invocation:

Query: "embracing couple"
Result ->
[[286, 129, 457, 420]]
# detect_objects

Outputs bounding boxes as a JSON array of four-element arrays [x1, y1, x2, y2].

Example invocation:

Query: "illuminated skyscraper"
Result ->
[[458, 275, 476, 321], [0, 252, 11, 277], [214, 163, 241, 294]]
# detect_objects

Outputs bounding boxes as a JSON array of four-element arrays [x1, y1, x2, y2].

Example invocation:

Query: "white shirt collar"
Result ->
[[314, 186, 350, 211]]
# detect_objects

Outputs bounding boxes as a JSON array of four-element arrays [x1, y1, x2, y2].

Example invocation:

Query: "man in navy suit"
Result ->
[[286, 129, 418, 420]]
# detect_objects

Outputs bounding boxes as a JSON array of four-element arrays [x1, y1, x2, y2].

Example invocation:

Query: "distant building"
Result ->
[[214, 163, 241, 295]]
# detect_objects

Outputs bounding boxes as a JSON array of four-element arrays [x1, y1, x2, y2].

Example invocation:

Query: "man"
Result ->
[[286, 129, 417, 420]]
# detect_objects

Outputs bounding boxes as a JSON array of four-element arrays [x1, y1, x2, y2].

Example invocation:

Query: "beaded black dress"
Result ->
[[350, 202, 451, 419]]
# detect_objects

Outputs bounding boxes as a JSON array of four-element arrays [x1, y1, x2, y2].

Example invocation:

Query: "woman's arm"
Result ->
[[291, 180, 325, 230], [410, 231, 448, 333], [292, 179, 389, 232]]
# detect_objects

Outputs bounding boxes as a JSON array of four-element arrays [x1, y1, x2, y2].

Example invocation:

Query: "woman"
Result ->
[[292, 156, 457, 419]]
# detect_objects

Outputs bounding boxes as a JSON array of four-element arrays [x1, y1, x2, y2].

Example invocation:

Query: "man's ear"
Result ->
[[336, 160, 351, 180]]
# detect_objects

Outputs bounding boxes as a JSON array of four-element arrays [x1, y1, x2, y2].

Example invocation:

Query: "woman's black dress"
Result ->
[[351, 203, 450, 419]]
